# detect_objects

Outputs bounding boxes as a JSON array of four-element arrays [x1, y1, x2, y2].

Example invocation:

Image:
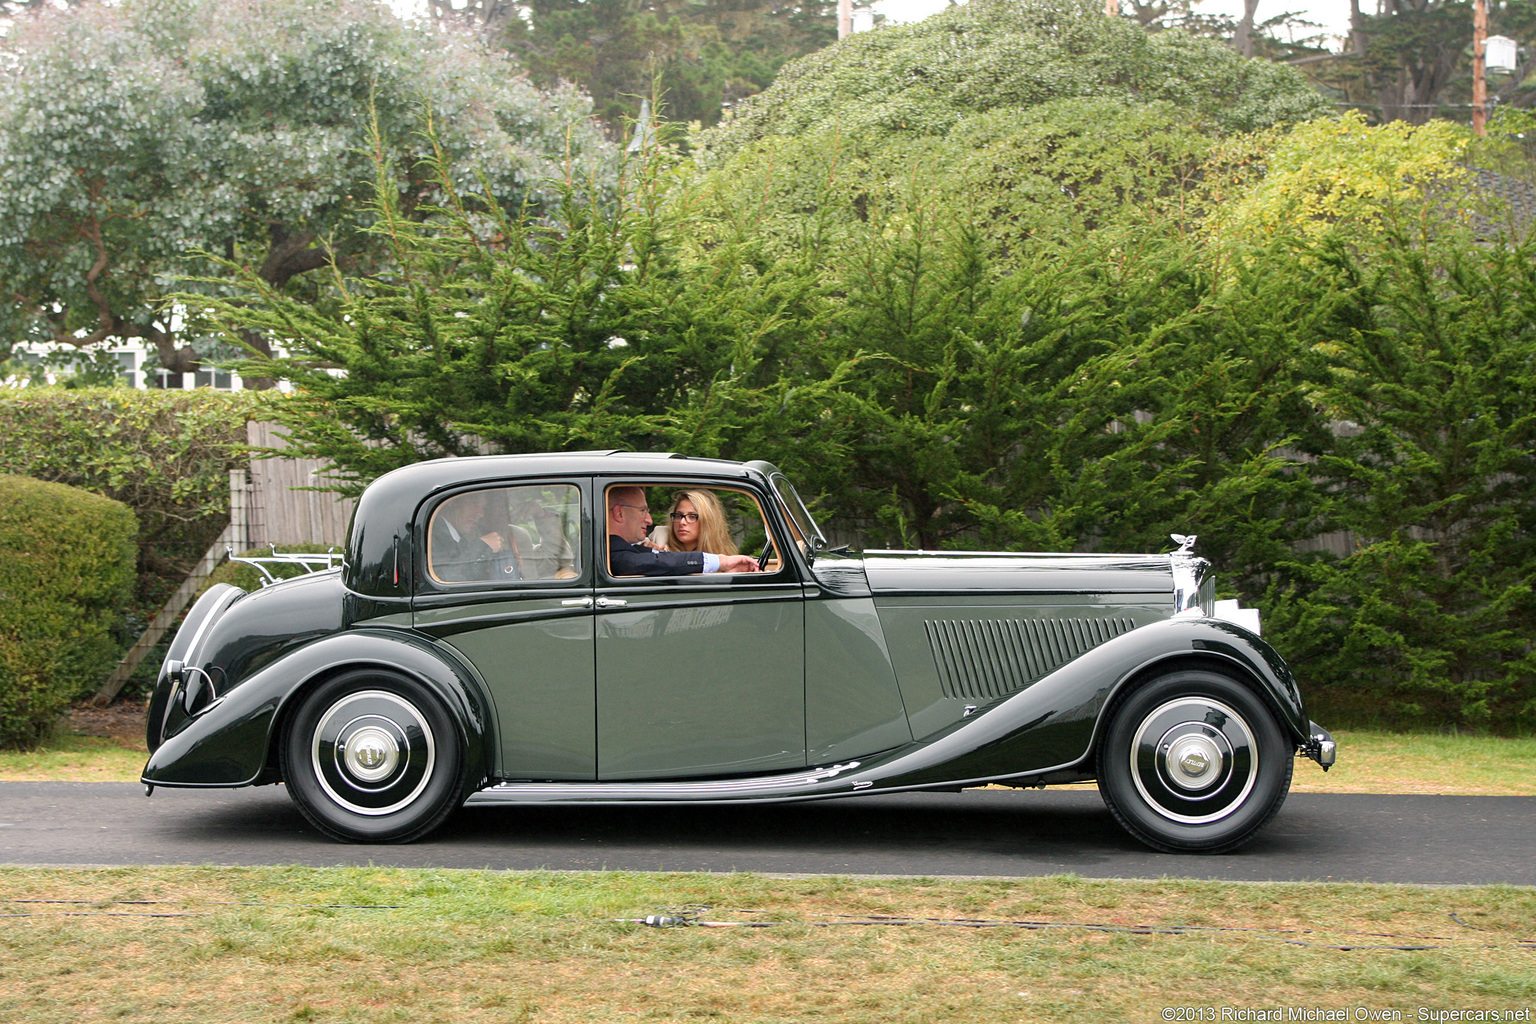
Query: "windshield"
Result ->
[[770, 473, 827, 555]]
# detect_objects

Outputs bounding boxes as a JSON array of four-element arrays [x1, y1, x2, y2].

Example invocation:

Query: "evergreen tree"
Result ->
[[498, 0, 836, 133], [1264, 231, 1536, 727]]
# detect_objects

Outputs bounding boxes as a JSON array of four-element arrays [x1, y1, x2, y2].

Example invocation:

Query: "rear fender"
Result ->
[[146, 583, 244, 753], [141, 630, 494, 798]]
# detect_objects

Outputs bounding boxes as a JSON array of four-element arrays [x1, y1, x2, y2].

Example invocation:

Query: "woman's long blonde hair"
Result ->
[[666, 489, 737, 555]]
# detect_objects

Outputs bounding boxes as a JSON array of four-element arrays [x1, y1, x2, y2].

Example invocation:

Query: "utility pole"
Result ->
[[1473, 0, 1488, 136], [839, 0, 851, 39]]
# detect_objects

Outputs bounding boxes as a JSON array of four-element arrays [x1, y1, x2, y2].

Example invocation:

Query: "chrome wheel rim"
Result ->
[[1129, 697, 1257, 825], [310, 690, 436, 816]]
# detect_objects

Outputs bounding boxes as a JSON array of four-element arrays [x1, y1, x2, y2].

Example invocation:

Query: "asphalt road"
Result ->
[[2, 782, 1532, 883]]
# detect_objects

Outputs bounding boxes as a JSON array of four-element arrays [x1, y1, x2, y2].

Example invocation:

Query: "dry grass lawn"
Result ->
[[1, 867, 1533, 1023]]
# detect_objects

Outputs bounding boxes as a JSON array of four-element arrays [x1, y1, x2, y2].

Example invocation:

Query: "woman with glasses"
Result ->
[[607, 485, 757, 576], [660, 489, 737, 556]]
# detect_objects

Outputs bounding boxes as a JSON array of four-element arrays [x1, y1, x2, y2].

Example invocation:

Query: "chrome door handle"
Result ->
[[595, 596, 628, 608], [561, 597, 593, 608]]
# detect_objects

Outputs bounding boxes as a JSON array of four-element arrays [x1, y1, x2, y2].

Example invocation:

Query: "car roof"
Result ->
[[370, 451, 763, 501]]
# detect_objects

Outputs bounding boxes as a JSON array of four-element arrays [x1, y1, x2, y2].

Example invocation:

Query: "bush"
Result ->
[[0, 474, 137, 748], [0, 387, 266, 615]]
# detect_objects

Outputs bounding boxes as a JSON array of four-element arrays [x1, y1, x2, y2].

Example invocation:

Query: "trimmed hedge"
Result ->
[[0, 387, 267, 614], [0, 474, 137, 748]]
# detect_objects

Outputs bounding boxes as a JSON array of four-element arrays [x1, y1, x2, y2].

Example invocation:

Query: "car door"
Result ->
[[593, 478, 806, 780], [411, 479, 597, 780]]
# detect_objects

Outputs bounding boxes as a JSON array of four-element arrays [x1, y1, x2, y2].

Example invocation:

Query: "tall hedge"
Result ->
[[1260, 235, 1536, 728], [0, 475, 137, 748], [0, 388, 266, 613]]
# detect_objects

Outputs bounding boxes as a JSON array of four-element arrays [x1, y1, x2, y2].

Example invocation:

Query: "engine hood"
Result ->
[[859, 550, 1177, 595]]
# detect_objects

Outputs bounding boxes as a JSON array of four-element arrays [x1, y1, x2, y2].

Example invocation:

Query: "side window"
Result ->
[[428, 483, 581, 585], [605, 482, 785, 578]]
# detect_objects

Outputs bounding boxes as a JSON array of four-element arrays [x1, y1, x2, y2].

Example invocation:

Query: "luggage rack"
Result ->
[[228, 545, 343, 587]]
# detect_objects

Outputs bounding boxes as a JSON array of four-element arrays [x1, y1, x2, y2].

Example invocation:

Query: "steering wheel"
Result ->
[[757, 537, 775, 571]]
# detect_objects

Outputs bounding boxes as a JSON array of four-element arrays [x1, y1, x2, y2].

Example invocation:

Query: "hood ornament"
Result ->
[[1170, 534, 1198, 555]]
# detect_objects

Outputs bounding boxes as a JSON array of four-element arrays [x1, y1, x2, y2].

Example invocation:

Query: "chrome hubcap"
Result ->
[[1166, 732, 1224, 791], [311, 690, 435, 817], [1130, 697, 1257, 825], [342, 726, 400, 782]]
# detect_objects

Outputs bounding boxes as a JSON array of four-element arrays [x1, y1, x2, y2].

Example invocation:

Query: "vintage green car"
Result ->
[[144, 452, 1335, 852]]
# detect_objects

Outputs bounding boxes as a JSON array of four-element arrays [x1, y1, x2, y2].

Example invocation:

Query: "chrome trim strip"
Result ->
[[470, 761, 863, 801], [182, 586, 243, 668]]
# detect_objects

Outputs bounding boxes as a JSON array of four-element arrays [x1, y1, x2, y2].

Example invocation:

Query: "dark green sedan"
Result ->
[[144, 452, 1335, 852]]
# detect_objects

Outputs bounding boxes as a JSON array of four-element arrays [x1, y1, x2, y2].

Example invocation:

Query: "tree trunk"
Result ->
[[1233, 0, 1260, 58]]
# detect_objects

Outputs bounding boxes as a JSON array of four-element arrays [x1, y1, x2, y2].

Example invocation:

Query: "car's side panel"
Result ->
[[804, 595, 912, 762], [421, 595, 597, 780], [141, 630, 493, 795], [872, 594, 1172, 741], [595, 582, 806, 779]]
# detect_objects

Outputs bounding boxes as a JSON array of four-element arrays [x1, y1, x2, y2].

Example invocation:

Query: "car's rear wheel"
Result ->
[[281, 669, 465, 843], [1096, 667, 1292, 853]]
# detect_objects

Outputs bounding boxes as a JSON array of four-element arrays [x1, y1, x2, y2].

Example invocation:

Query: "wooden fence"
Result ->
[[244, 420, 356, 548]]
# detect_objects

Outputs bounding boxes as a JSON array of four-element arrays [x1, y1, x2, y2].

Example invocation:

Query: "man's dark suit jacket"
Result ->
[[608, 534, 705, 576], [432, 518, 517, 582]]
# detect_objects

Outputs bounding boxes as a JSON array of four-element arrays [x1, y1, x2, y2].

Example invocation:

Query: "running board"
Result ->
[[466, 760, 866, 805]]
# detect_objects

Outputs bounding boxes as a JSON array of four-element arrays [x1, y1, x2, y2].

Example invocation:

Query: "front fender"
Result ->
[[141, 629, 494, 797], [858, 616, 1310, 791]]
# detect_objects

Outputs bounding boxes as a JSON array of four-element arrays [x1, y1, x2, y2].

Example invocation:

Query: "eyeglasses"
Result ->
[[669, 512, 700, 523], [613, 503, 650, 516]]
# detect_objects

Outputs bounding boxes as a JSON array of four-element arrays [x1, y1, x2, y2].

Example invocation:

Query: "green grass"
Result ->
[[1, 867, 1532, 1023], [0, 732, 148, 782], [1288, 729, 1536, 795]]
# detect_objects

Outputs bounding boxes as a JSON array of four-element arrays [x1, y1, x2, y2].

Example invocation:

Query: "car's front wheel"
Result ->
[[1096, 667, 1292, 853], [281, 669, 465, 843]]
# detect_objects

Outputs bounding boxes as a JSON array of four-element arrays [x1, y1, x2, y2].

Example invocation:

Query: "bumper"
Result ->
[[1300, 720, 1336, 770]]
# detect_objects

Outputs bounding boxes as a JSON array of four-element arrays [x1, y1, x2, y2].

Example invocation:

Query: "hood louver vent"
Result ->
[[925, 616, 1137, 701]]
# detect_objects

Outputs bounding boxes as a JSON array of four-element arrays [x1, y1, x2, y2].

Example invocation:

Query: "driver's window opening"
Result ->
[[428, 483, 581, 585], [606, 483, 784, 578]]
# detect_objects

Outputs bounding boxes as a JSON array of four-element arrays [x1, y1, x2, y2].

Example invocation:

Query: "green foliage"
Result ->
[[0, 475, 136, 749], [1263, 234, 1536, 729], [692, 189, 1331, 587], [0, 0, 613, 373], [501, 0, 836, 131], [701, 0, 1329, 159], [201, 139, 808, 490], [1207, 112, 1477, 249], [0, 387, 264, 611], [689, 0, 1331, 266]]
